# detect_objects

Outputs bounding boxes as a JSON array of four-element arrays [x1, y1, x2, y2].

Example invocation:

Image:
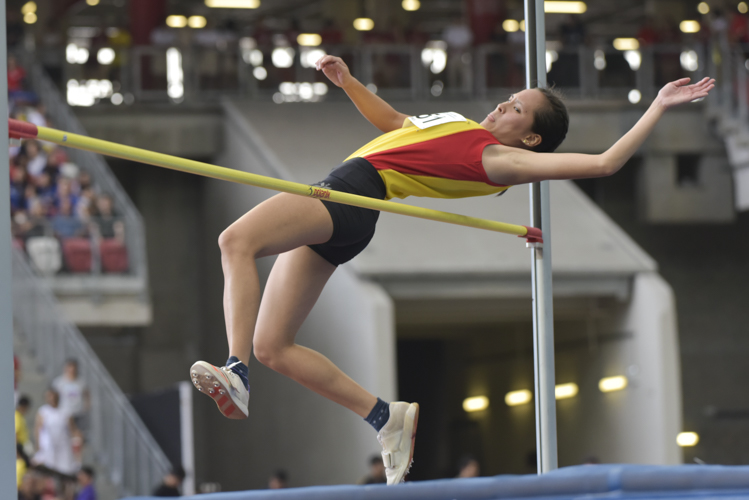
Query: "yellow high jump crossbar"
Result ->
[[8, 118, 542, 242]]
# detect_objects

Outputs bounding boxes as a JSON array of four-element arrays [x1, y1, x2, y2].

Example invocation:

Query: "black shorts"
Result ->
[[308, 157, 386, 266]]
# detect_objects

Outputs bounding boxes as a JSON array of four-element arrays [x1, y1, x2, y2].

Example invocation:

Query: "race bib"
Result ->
[[407, 112, 467, 130]]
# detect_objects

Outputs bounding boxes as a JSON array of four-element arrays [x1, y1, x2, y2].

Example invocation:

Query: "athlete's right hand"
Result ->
[[316, 55, 354, 88]]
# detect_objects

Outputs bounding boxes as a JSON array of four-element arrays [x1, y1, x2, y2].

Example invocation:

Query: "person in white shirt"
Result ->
[[52, 359, 89, 431], [33, 389, 79, 475]]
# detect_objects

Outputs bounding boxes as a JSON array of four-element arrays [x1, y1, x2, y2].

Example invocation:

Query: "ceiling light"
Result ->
[[188, 16, 207, 28], [505, 389, 532, 406], [503, 19, 520, 32], [353, 18, 375, 31], [205, 0, 260, 8], [628, 89, 642, 103], [676, 432, 699, 447], [97, 47, 116, 65], [21, 1, 36, 15], [86, 0, 100, 5], [544, 1, 587, 14], [463, 396, 489, 412], [520, 20, 526, 31], [402, 0, 420, 11], [554, 383, 578, 399], [680, 20, 701, 33], [599, 375, 628, 392], [297, 33, 322, 46], [166, 15, 187, 28], [697, 2, 710, 14], [740, 2, 748, 14], [613, 38, 639, 51], [23, 12, 36, 24]]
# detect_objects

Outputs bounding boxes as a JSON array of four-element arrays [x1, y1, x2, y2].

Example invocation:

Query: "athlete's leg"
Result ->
[[253, 246, 378, 418], [218, 193, 333, 366]]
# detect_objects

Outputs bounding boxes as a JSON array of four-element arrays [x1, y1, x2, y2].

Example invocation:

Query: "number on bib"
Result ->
[[408, 112, 467, 130]]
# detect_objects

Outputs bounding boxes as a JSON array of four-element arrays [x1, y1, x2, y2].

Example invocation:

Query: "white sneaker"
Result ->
[[190, 361, 249, 420], [377, 402, 420, 485]]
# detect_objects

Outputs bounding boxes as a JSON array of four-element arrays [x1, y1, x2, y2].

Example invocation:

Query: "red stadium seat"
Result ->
[[62, 238, 92, 273], [100, 239, 128, 273]]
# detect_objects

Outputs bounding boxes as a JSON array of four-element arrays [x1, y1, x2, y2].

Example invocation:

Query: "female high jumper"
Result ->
[[190, 54, 714, 485]]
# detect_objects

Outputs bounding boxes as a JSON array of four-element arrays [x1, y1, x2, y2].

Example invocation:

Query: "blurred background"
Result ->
[[8, 0, 749, 498]]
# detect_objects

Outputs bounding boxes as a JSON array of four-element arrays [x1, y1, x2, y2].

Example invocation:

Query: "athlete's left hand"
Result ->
[[656, 77, 715, 109]]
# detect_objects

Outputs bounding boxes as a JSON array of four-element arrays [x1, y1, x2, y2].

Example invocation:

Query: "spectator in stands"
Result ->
[[17, 443, 29, 488], [456, 454, 480, 478], [52, 359, 89, 432], [51, 198, 87, 240], [33, 388, 79, 476], [152, 466, 186, 496], [94, 194, 124, 241], [267, 469, 288, 489], [17, 469, 40, 500], [75, 467, 96, 500], [54, 177, 78, 213], [15, 199, 51, 241], [358, 454, 386, 484], [23, 140, 48, 178], [34, 171, 56, 211], [10, 165, 28, 213], [16, 395, 32, 450], [8, 54, 27, 93]]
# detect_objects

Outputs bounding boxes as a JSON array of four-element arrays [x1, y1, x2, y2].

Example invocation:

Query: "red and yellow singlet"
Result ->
[[346, 112, 510, 200]]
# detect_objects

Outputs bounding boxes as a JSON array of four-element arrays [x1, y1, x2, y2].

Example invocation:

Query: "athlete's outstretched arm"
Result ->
[[484, 77, 715, 185], [316, 55, 408, 133]]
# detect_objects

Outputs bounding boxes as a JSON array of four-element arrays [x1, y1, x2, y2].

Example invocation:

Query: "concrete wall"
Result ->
[[195, 119, 397, 490]]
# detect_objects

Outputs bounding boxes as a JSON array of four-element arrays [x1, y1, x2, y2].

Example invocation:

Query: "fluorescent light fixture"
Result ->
[[740, 2, 748, 14], [97, 47, 116, 65], [166, 15, 187, 28], [353, 18, 375, 31], [505, 389, 532, 406], [86, 0, 100, 5], [697, 2, 710, 14], [297, 33, 322, 46], [503, 19, 520, 32], [676, 432, 699, 447], [253, 66, 267, 80], [166, 47, 184, 100], [554, 383, 578, 400], [463, 396, 490, 412], [613, 38, 639, 51], [188, 16, 207, 28], [402, 0, 420, 11], [272, 47, 295, 68], [23, 12, 36, 24], [628, 89, 641, 103], [624, 50, 641, 70], [680, 20, 701, 33], [680, 50, 699, 71], [520, 20, 526, 31], [599, 375, 628, 392], [544, 1, 587, 14], [205, 0, 260, 8], [21, 1, 36, 15]]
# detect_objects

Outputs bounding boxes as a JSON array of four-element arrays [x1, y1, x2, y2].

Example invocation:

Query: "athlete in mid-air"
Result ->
[[190, 54, 714, 484]]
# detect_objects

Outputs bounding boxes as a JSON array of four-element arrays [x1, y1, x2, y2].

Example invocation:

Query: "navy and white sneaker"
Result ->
[[190, 360, 249, 420], [377, 402, 419, 485]]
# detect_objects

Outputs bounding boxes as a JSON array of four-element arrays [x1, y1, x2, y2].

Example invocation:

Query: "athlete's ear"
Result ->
[[522, 134, 542, 148]]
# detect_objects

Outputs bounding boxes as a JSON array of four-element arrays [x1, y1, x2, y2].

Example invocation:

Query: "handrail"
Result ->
[[9, 118, 542, 241], [11, 248, 171, 496]]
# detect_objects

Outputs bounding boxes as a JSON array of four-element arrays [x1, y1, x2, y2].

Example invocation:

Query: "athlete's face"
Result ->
[[480, 88, 545, 149]]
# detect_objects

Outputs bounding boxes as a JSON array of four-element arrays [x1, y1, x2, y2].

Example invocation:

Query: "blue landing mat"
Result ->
[[125, 464, 749, 499]]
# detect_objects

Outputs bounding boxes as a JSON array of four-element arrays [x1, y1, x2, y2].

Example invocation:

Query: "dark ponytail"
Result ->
[[531, 87, 569, 153]]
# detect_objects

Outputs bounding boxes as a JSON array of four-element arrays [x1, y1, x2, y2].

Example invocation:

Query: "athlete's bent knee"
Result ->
[[253, 341, 288, 372], [219, 225, 258, 259]]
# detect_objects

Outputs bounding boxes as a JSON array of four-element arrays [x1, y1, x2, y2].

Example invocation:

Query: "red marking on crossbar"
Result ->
[[521, 226, 543, 244], [8, 118, 38, 139]]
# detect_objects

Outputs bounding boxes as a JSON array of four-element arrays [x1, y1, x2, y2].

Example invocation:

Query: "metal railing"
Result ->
[[12, 248, 171, 496], [28, 61, 148, 286], [55, 41, 713, 105]]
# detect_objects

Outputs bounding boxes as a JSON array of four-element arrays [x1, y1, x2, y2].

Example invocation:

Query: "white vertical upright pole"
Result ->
[[524, 0, 559, 474], [0, 0, 16, 495]]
